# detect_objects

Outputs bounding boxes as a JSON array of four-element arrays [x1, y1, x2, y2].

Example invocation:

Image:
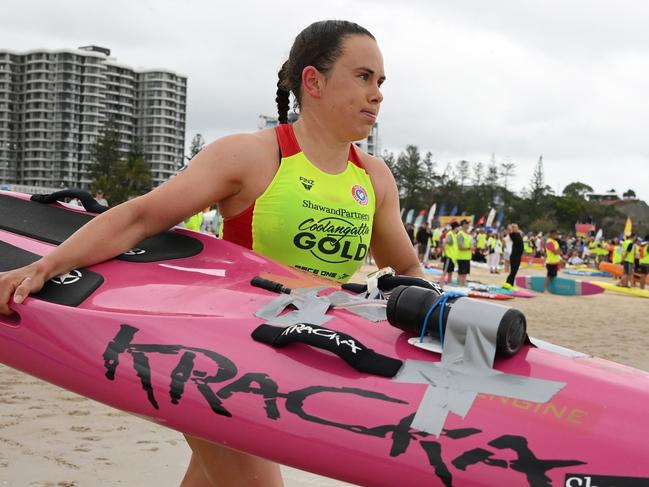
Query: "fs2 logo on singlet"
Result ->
[[294, 200, 371, 264]]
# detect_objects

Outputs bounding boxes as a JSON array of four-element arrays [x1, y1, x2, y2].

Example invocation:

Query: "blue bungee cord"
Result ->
[[419, 291, 465, 345]]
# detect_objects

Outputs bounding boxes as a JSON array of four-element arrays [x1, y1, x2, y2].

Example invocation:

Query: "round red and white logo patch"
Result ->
[[351, 184, 368, 206]]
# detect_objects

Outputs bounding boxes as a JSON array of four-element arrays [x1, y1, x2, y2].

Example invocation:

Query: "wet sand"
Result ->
[[0, 263, 647, 486]]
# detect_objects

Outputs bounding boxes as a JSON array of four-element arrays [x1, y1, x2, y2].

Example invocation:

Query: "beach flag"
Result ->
[[477, 215, 485, 225], [495, 209, 504, 228], [414, 210, 426, 227], [427, 203, 437, 227], [486, 208, 496, 228], [624, 217, 632, 236], [405, 209, 415, 224], [450, 205, 458, 216], [438, 204, 446, 217]]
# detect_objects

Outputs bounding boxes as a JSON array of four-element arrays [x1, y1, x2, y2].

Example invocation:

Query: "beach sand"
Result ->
[[1, 263, 647, 486]]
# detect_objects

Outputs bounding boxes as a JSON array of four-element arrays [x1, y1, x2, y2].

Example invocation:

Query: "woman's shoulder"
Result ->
[[354, 148, 395, 187], [201, 129, 278, 159]]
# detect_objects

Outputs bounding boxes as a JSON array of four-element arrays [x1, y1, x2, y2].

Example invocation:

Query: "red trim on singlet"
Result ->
[[348, 143, 363, 169], [277, 124, 365, 169], [276, 124, 301, 157], [221, 204, 254, 249]]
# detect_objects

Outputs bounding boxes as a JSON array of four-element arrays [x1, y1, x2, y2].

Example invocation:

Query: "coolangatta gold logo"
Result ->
[[293, 216, 370, 264]]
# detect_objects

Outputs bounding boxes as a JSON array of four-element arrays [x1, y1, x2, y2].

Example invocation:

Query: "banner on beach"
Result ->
[[575, 223, 596, 237], [414, 210, 426, 227], [624, 217, 632, 236], [439, 215, 474, 227], [405, 209, 415, 224]]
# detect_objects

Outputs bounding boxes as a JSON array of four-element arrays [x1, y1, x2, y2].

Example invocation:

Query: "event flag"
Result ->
[[405, 209, 415, 224], [414, 210, 426, 227], [427, 203, 437, 227], [495, 209, 504, 228], [624, 217, 632, 236], [486, 208, 496, 228]]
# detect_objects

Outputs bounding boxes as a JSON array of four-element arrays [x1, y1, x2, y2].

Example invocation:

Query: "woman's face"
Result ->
[[318, 35, 385, 141]]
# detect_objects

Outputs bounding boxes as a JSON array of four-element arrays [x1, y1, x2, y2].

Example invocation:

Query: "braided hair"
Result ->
[[276, 20, 375, 124]]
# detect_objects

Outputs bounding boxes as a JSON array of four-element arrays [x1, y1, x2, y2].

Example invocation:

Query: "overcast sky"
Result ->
[[3, 0, 648, 202]]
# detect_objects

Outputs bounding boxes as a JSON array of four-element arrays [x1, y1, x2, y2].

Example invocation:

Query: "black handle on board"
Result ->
[[251, 323, 403, 377], [31, 189, 109, 214]]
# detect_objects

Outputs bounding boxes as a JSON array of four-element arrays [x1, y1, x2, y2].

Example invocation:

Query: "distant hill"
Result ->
[[599, 199, 649, 236]]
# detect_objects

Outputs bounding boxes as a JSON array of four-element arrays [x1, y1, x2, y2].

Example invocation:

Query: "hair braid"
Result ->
[[275, 61, 291, 124]]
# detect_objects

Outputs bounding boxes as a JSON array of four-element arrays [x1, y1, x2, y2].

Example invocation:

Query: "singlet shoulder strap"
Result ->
[[348, 143, 364, 169], [275, 124, 301, 158]]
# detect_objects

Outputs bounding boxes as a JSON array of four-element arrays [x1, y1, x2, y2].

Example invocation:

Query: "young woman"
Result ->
[[0, 20, 424, 487]]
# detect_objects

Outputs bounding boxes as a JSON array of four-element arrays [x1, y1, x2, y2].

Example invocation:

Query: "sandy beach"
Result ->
[[0, 263, 647, 486]]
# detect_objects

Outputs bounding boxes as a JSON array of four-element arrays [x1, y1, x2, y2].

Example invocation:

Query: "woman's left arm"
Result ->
[[367, 157, 425, 278]]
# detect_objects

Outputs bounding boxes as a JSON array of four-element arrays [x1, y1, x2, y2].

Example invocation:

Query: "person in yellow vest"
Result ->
[[0, 20, 428, 486], [523, 234, 533, 255], [544, 229, 562, 292], [620, 233, 636, 288], [183, 211, 203, 231], [586, 237, 596, 264], [441, 222, 459, 285], [431, 226, 442, 260], [610, 237, 623, 264], [457, 219, 473, 286], [635, 235, 649, 290], [593, 238, 608, 264]]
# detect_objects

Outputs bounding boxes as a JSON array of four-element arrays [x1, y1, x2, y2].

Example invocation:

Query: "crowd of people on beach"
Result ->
[[406, 220, 649, 291]]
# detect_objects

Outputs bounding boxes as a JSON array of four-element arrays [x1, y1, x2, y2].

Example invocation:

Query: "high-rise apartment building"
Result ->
[[0, 45, 186, 189]]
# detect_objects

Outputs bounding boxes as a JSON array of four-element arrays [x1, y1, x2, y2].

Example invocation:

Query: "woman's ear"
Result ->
[[301, 66, 324, 99]]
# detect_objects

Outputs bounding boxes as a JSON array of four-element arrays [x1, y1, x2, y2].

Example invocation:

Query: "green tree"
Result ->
[[529, 155, 549, 204], [187, 133, 206, 162], [499, 161, 516, 192], [472, 161, 484, 186], [389, 145, 436, 212], [562, 181, 594, 199], [623, 189, 636, 199], [90, 121, 119, 183], [117, 140, 152, 203], [90, 125, 152, 205], [456, 160, 470, 191], [90, 120, 122, 203]]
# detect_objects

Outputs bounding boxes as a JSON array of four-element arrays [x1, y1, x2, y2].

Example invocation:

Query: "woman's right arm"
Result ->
[[0, 132, 265, 314]]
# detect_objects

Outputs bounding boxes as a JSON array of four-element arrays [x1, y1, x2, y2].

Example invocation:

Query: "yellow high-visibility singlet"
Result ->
[[639, 244, 649, 264], [445, 231, 458, 262], [457, 230, 472, 260], [477, 233, 487, 250], [184, 212, 203, 231], [612, 244, 623, 264], [221, 124, 375, 283], [622, 239, 635, 264], [545, 238, 561, 264]]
